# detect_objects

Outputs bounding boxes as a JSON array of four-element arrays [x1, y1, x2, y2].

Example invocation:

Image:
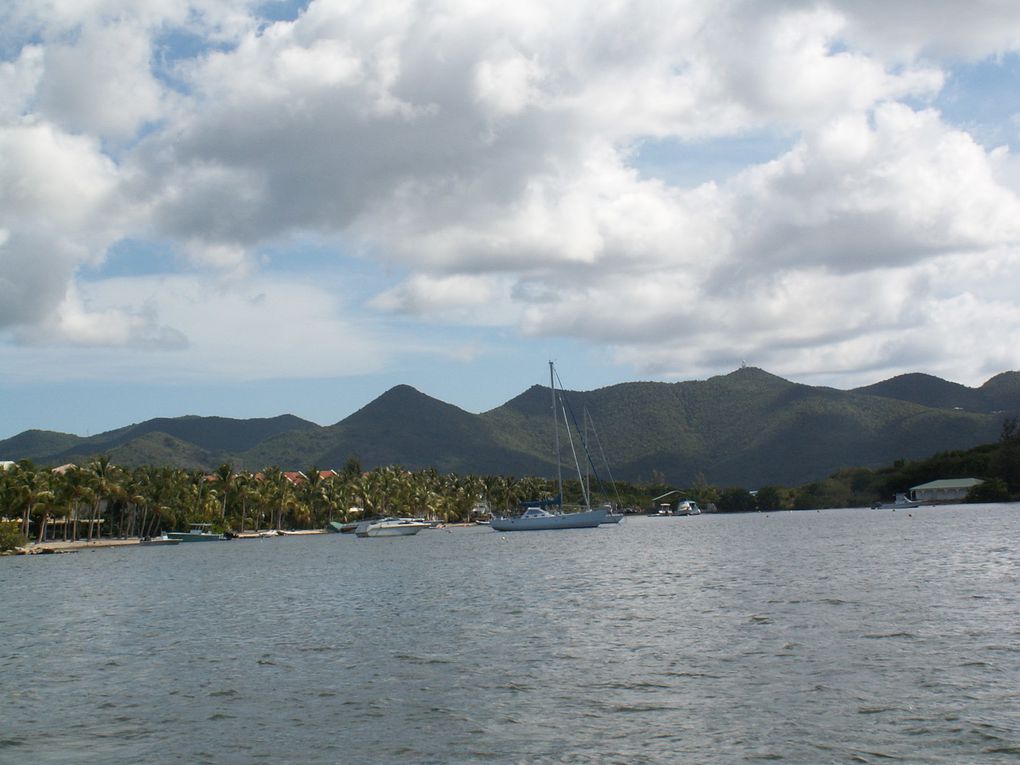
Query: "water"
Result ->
[[2, 505, 1019, 764]]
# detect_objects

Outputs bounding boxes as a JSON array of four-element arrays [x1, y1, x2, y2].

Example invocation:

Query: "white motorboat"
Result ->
[[354, 517, 431, 538], [872, 493, 923, 509], [677, 500, 702, 516], [139, 533, 181, 546]]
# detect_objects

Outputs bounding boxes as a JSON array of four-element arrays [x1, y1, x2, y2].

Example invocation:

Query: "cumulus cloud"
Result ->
[[0, 122, 123, 328], [1, 273, 388, 383], [1, 0, 1020, 390], [33, 21, 167, 141]]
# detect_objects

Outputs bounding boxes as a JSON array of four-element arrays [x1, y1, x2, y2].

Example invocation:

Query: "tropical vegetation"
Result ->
[[3, 416, 1018, 549]]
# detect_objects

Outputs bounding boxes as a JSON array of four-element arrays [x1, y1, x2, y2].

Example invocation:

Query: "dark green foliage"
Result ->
[[0, 521, 25, 552], [755, 485, 784, 512], [990, 417, 1020, 492], [716, 487, 756, 512], [854, 371, 1020, 413], [966, 478, 1009, 503]]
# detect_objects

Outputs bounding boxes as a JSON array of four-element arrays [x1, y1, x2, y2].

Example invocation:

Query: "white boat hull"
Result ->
[[166, 530, 226, 542], [490, 506, 608, 531], [355, 518, 431, 537]]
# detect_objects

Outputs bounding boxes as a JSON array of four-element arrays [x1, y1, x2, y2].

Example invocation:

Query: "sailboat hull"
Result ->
[[490, 506, 608, 531]]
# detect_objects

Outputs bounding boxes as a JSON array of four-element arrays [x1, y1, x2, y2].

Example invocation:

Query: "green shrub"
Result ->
[[966, 478, 1009, 503], [0, 522, 26, 552]]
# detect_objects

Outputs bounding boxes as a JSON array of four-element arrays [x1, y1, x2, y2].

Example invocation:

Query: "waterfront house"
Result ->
[[909, 478, 984, 503]]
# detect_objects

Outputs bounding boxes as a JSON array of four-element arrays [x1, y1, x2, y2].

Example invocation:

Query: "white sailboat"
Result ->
[[490, 362, 611, 532]]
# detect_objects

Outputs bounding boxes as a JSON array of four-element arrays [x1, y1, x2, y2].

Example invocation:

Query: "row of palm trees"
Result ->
[[0, 457, 560, 544]]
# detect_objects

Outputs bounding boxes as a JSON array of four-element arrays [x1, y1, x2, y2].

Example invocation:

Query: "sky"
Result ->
[[3, 0, 1020, 440]]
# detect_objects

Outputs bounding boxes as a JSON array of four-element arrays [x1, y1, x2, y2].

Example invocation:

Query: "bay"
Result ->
[[2, 504, 1019, 764]]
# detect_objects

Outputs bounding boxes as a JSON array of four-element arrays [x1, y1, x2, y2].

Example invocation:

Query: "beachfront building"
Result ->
[[909, 478, 984, 503]]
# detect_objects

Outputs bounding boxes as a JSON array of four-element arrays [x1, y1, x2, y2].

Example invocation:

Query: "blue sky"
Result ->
[[3, 1, 1020, 440]]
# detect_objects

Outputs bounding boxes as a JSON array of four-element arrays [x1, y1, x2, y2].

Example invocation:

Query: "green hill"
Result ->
[[2, 367, 1016, 486], [0, 429, 85, 462], [52, 431, 239, 471], [480, 367, 1003, 486], [1, 414, 318, 468], [854, 371, 1020, 414], [978, 372, 1020, 412]]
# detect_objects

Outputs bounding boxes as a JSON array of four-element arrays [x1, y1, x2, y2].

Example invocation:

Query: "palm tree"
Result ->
[[302, 466, 325, 527], [232, 472, 254, 532], [13, 464, 55, 542], [214, 463, 234, 520], [259, 467, 293, 530], [85, 455, 120, 542]]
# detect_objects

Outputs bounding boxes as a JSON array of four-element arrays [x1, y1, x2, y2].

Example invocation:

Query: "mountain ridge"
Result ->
[[3, 368, 1018, 486]]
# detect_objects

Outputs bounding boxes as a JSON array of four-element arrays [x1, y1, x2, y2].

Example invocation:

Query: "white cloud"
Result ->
[[0, 122, 124, 327], [1, 273, 389, 383], [2, 0, 1020, 395], [830, 0, 1020, 59], [726, 104, 1020, 277], [34, 21, 167, 141]]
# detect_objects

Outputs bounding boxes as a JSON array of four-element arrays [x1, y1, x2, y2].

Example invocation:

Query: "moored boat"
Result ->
[[139, 533, 181, 546], [872, 493, 923, 509], [676, 500, 702, 516], [490, 505, 608, 531], [354, 517, 431, 537], [490, 362, 617, 532], [166, 523, 227, 542]]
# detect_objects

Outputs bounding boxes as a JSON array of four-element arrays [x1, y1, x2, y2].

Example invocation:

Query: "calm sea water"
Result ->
[[2, 505, 1019, 764]]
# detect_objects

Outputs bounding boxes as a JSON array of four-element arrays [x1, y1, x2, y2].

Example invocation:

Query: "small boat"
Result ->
[[231, 529, 279, 539], [329, 521, 359, 534], [166, 523, 227, 542], [676, 500, 702, 516], [872, 493, 923, 510], [139, 534, 181, 546], [354, 517, 431, 537]]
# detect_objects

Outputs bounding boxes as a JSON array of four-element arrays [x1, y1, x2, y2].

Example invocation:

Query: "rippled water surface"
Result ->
[[3, 505, 1020, 764]]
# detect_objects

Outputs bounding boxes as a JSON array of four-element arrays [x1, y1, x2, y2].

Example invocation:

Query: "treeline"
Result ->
[[3, 419, 1018, 551], [0, 456, 568, 549], [577, 416, 1020, 513], [684, 416, 1020, 512]]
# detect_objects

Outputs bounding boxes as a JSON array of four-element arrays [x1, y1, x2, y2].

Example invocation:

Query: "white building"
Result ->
[[910, 478, 984, 503]]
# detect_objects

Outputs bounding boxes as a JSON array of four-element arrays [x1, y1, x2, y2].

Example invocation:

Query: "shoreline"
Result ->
[[7, 523, 482, 555], [10, 538, 146, 555]]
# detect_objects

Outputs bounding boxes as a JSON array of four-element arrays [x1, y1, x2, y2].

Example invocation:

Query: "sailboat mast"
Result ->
[[550, 360, 563, 505]]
